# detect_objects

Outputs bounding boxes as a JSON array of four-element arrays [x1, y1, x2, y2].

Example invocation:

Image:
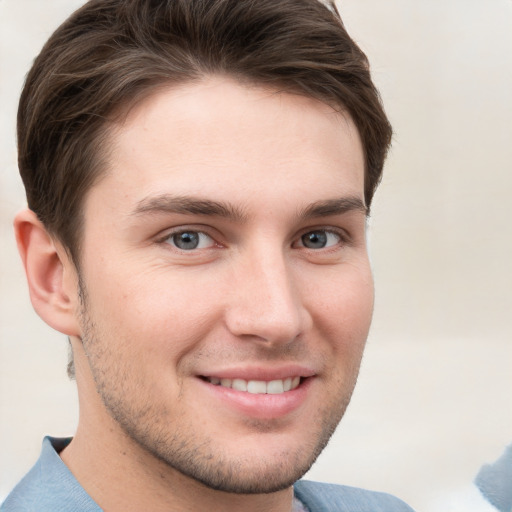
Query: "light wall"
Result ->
[[1, 1, 511, 510]]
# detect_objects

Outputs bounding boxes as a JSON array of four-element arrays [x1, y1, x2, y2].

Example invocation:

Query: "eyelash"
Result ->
[[158, 228, 218, 251], [157, 226, 349, 253], [294, 228, 347, 250]]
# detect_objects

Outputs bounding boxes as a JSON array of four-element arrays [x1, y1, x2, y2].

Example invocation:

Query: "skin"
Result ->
[[15, 77, 373, 512]]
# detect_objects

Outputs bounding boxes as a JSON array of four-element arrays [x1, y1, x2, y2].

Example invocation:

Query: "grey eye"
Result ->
[[168, 231, 214, 250], [300, 230, 340, 249]]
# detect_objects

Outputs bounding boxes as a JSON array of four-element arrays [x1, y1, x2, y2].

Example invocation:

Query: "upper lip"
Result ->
[[198, 365, 316, 381]]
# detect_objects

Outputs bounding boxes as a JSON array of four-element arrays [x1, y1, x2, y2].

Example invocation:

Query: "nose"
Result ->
[[224, 248, 311, 345]]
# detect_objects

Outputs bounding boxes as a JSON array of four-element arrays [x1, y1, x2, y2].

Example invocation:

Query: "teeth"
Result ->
[[247, 380, 267, 394], [267, 379, 284, 394], [206, 377, 302, 394], [232, 379, 247, 392]]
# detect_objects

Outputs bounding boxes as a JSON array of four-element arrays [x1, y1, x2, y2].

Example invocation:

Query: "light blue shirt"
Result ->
[[1, 437, 415, 511]]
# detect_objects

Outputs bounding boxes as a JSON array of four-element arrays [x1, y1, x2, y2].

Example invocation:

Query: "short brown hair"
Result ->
[[18, 0, 392, 265]]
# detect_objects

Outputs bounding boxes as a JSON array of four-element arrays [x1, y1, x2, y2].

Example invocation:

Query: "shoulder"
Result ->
[[1, 437, 100, 512], [294, 480, 415, 512], [1, 462, 42, 512]]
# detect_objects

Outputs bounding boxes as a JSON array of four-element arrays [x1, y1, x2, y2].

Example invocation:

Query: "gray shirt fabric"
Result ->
[[1, 437, 415, 512], [475, 444, 512, 512], [293, 480, 415, 512]]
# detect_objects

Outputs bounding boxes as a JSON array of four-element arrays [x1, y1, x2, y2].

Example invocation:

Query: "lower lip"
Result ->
[[197, 377, 313, 420]]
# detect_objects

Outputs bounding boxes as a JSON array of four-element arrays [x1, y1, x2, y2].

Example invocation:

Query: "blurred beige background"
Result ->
[[1, 1, 511, 510]]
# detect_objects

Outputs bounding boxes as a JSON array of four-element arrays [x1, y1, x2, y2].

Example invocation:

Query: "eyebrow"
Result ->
[[131, 194, 367, 222], [299, 197, 368, 219], [132, 194, 247, 222]]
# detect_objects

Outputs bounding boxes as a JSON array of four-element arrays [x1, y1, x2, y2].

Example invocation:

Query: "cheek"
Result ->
[[306, 263, 374, 349], [83, 262, 224, 360]]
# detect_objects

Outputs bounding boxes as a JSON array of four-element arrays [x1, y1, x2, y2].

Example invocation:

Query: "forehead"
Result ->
[[90, 77, 365, 216]]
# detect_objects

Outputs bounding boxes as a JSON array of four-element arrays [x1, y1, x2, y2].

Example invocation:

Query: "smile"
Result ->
[[204, 376, 302, 394]]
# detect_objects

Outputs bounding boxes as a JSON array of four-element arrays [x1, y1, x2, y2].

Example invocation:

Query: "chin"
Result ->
[[157, 448, 321, 494], [126, 411, 341, 495]]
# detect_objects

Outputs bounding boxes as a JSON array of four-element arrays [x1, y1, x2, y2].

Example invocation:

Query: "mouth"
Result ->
[[201, 376, 303, 395], [197, 370, 314, 419]]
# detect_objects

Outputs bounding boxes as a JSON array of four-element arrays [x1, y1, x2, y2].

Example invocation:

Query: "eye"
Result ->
[[165, 230, 215, 251], [298, 229, 342, 249]]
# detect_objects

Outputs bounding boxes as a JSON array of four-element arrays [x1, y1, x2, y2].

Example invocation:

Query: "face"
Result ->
[[74, 77, 373, 493]]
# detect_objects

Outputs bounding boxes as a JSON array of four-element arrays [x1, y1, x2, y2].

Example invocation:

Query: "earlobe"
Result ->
[[14, 209, 81, 336]]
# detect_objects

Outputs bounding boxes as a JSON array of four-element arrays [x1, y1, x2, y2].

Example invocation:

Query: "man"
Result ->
[[1, 0, 414, 510]]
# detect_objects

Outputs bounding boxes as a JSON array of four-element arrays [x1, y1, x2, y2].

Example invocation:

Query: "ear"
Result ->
[[14, 209, 81, 336]]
